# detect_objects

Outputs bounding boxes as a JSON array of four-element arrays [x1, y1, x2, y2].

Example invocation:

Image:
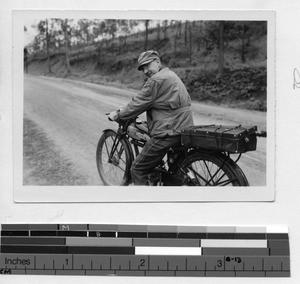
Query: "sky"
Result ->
[[24, 19, 39, 46]]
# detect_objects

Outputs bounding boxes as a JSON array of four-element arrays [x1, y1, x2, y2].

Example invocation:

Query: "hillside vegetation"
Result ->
[[26, 20, 267, 111]]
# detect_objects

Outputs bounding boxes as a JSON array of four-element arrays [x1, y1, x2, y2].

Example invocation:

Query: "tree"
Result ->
[[34, 19, 52, 73], [173, 21, 182, 54], [184, 20, 189, 46], [104, 19, 118, 53], [157, 23, 161, 41], [197, 21, 203, 52], [77, 19, 95, 45], [92, 20, 107, 50], [117, 20, 132, 52], [223, 21, 259, 63], [64, 19, 71, 73], [52, 18, 72, 74], [32, 35, 40, 54], [163, 20, 168, 39], [144, 20, 150, 51], [45, 19, 51, 73], [189, 23, 193, 64], [203, 21, 219, 52], [177, 20, 182, 38], [218, 21, 225, 75], [241, 23, 247, 63]]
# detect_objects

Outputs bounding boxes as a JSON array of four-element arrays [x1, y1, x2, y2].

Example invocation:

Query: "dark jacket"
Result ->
[[119, 67, 194, 137]]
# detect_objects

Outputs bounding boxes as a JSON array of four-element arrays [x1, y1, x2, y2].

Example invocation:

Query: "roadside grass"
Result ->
[[23, 117, 88, 186]]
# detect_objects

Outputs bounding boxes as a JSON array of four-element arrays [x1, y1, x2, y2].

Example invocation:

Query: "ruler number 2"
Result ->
[[140, 259, 146, 267]]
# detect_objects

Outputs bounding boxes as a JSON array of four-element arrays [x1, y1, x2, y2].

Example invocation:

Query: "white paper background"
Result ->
[[12, 9, 275, 202], [1, 0, 300, 283]]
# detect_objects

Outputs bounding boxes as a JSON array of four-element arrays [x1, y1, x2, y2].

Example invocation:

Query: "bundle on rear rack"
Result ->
[[181, 125, 258, 153]]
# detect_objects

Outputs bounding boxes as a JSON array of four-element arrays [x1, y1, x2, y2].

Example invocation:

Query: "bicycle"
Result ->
[[96, 116, 266, 186]]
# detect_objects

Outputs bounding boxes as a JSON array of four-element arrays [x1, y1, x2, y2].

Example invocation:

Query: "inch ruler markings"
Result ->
[[0, 224, 290, 277]]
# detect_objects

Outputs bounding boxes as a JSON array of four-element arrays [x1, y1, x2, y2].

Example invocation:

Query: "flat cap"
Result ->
[[137, 50, 159, 70]]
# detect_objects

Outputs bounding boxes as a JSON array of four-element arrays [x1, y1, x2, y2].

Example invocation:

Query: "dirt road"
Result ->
[[23, 75, 267, 186]]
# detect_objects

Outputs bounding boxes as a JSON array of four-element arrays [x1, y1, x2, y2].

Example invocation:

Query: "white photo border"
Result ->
[[13, 10, 275, 202]]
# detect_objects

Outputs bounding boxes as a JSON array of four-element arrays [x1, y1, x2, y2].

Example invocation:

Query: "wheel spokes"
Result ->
[[185, 159, 235, 186], [217, 177, 238, 186], [100, 134, 128, 185], [187, 165, 209, 185]]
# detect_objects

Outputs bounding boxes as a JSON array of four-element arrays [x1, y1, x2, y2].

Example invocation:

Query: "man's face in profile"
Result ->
[[141, 59, 161, 78]]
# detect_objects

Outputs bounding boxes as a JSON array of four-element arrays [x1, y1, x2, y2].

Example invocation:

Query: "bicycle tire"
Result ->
[[224, 156, 249, 186], [96, 130, 132, 186], [176, 152, 249, 186]]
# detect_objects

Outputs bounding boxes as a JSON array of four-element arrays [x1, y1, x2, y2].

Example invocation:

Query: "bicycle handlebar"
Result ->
[[106, 113, 137, 127], [106, 112, 120, 122], [106, 113, 112, 121]]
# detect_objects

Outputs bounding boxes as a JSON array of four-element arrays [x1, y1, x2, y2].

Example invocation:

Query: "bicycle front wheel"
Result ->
[[176, 152, 249, 186], [96, 130, 132, 186]]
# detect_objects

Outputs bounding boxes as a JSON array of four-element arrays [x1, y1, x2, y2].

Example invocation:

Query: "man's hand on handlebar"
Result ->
[[107, 110, 119, 121]]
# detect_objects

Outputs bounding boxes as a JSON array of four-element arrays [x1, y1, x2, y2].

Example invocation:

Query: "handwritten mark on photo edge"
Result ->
[[293, 68, 300, 89]]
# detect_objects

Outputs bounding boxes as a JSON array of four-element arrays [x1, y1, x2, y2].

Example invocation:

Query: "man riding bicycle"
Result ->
[[108, 50, 194, 185]]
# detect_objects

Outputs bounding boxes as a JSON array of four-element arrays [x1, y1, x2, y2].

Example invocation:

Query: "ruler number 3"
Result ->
[[217, 259, 223, 267]]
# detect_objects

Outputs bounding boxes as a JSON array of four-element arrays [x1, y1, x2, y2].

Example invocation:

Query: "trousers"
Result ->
[[130, 135, 182, 185]]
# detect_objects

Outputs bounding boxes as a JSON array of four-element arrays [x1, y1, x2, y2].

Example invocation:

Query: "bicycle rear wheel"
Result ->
[[176, 152, 249, 186], [96, 130, 132, 185]]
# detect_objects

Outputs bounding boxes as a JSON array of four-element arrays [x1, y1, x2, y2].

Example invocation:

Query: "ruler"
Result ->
[[0, 224, 290, 277]]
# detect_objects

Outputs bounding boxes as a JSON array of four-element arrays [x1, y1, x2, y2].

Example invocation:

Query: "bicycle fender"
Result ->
[[188, 149, 229, 161], [174, 149, 226, 171], [102, 128, 117, 135]]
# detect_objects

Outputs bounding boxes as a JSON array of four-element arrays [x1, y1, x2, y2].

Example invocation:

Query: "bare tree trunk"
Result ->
[[111, 35, 115, 55], [197, 38, 201, 52], [218, 21, 225, 76], [64, 19, 71, 74], [197, 21, 203, 52], [46, 19, 51, 73], [241, 23, 246, 63], [174, 22, 180, 54], [144, 20, 149, 51], [185, 21, 189, 46], [189, 23, 192, 64], [178, 20, 182, 37], [163, 20, 168, 39], [247, 34, 251, 46], [24, 48, 28, 73], [119, 37, 122, 54]]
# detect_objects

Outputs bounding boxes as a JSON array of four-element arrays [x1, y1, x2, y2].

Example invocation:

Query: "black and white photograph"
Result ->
[[13, 10, 275, 202]]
